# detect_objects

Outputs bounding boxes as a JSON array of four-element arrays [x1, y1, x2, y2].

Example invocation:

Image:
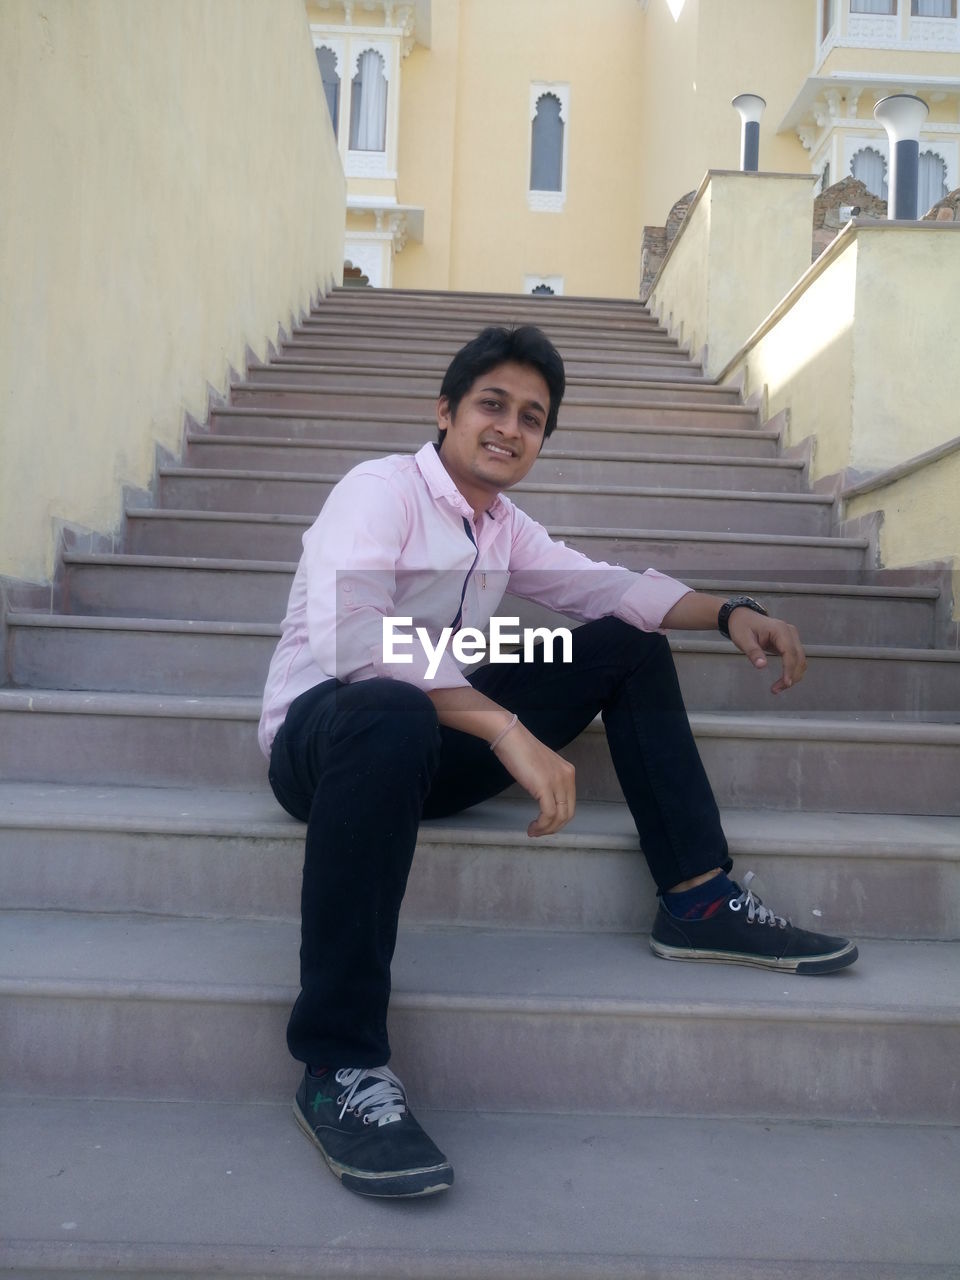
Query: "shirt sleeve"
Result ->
[[302, 469, 471, 690], [504, 504, 693, 632]]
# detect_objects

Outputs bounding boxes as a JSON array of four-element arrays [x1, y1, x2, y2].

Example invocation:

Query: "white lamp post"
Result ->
[[732, 94, 766, 172], [874, 94, 929, 220]]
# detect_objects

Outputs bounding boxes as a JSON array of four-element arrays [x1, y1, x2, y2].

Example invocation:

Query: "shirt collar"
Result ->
[[414, 442, 510, 523]]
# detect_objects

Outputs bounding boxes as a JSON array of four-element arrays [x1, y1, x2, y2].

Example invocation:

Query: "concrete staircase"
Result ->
[[2, 288, 959, 1278]]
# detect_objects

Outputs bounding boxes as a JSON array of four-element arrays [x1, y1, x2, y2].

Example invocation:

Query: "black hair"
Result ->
[[436, 325, 566, 445]]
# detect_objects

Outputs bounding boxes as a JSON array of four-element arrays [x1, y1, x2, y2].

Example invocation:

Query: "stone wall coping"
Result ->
[[842, 432, 960, 504], [648, 169, 818, 306], [717, 218, 960, 385]]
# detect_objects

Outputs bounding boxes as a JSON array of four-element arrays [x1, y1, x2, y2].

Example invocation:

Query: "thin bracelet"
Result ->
[[489, 713, 519, 751]]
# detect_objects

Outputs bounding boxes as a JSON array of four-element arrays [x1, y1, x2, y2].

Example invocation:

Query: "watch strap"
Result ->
[[718, 595, 768, 640]]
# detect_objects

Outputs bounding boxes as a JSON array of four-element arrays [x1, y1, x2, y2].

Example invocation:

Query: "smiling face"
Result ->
[[436, 361, 550, 517]]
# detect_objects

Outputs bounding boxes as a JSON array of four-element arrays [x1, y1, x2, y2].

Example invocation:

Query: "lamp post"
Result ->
[[874, 94, 929, 220], [732, 94, 766, 173]]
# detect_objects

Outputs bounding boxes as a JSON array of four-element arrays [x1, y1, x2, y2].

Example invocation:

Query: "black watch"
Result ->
[[717, 595, 768, 640]]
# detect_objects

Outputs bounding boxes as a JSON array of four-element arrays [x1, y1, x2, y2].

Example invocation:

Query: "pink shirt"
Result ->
[[258, 442, 692, 756]]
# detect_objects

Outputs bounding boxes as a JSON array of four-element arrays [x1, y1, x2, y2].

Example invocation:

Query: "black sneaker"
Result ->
[[650, 872, 858, 974], [293, 1064, 454, 1198]]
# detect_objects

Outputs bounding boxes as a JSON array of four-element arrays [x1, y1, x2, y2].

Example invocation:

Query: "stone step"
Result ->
[[2, 910, 957, 1122], [296, 317, 679, 348], [209, 406, 779, 456], [290, 325, 693, 359], [155, 469, 834, 537], [1, 692, 957, 813], [228, 383, 759, 430], [329, 283, 655, 309], [281, 336, 705, 378], [9, 615, 959, 715], [315, 292, 663, 324], [60, 555, 942, 646], [5, 1097, 957, 1280], [184, 433, 807, 492], [246, 360, 742, 404], [2, 785, 956, 939], [122, 509, 867, 572], [309, 307, 668, 337]]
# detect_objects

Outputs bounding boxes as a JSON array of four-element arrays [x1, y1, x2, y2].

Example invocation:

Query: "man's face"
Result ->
[[436, 361, 549, 508]]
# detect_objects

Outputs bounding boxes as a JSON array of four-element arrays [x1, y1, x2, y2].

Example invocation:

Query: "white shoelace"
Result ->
[[334, 1066, 407, 1127], [730, 872, 789, 928]]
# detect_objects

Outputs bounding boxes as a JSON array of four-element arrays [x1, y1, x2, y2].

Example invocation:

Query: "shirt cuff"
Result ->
[[616, 570, 694, 634]]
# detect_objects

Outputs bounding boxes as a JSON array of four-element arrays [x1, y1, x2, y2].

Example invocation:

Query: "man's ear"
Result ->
[[437, 396, 453, 436]]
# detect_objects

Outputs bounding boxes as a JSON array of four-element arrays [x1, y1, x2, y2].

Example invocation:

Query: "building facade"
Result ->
[[304, 0, 960, 296]]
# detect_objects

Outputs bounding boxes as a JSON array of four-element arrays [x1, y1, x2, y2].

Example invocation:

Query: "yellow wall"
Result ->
[[845, 449, 960, 575], [820, 46, 960, 79], [845, 449, 960, 623], [393, 2, 462, 290], [724, 224, 960, 479], [851, 225, 960, 471], [638, 0, 811, 229], [1, 0, 345, 584], [731, 232, 859, 479], [649, 171, 818, 378], [445, 0, 647, 297]]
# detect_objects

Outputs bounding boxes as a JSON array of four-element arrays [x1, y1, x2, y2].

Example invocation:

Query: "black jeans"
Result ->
[[268, 616, 730, 1068]]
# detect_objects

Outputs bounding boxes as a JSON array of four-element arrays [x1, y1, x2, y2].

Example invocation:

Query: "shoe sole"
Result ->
[[649, 939, 859, 974], [293, 1101, 454, 1198]]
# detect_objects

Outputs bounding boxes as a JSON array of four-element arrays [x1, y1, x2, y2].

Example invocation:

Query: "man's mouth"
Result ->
[[482, 441, 516, 458]]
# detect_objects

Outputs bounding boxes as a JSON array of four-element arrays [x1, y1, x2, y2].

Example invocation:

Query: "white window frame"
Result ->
[[528, 83, 570, 213], [524, 275, 565, 295], [310, 34, 347, 143], [310, 26, 401, 180]]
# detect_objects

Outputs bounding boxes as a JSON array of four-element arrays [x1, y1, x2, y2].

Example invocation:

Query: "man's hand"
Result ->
[[426, 684, 576, 835], [491, 719, 576, 837], [726, 609, 806, 695]]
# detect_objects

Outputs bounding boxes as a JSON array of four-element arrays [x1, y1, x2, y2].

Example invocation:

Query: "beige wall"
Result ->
[[725, 223, 960, 476], [730, 232, 860, 479], [845, 448, 960, 573], [851, 225, 960, 469], [0, 0, 345, 584], [393, 3, 462, 290], [637, 0, 811, 230], [648, 171, 818, 378], [844, 447, 960, 625], [819, 46, 960, 79], [445, 0, 647, 297]]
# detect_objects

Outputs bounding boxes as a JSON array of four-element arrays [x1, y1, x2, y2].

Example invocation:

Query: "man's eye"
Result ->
[[482, 400, 502, 410], [524, 415, 543, 428]]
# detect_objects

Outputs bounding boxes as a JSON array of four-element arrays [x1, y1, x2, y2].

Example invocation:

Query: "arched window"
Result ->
[[850, 146, 888, 200], [918, 151, 949, 214], [315, 46, 340, 137], [531, 284, 555, 295], [530, 93, 564, 192], [349, 49, 388, 152]]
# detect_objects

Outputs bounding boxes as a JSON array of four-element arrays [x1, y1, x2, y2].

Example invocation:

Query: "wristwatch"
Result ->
[[717, 595, 768, 640]]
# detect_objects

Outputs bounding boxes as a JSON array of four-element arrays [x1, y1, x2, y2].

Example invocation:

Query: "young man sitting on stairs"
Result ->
[[258, 324, 858, 1200]]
